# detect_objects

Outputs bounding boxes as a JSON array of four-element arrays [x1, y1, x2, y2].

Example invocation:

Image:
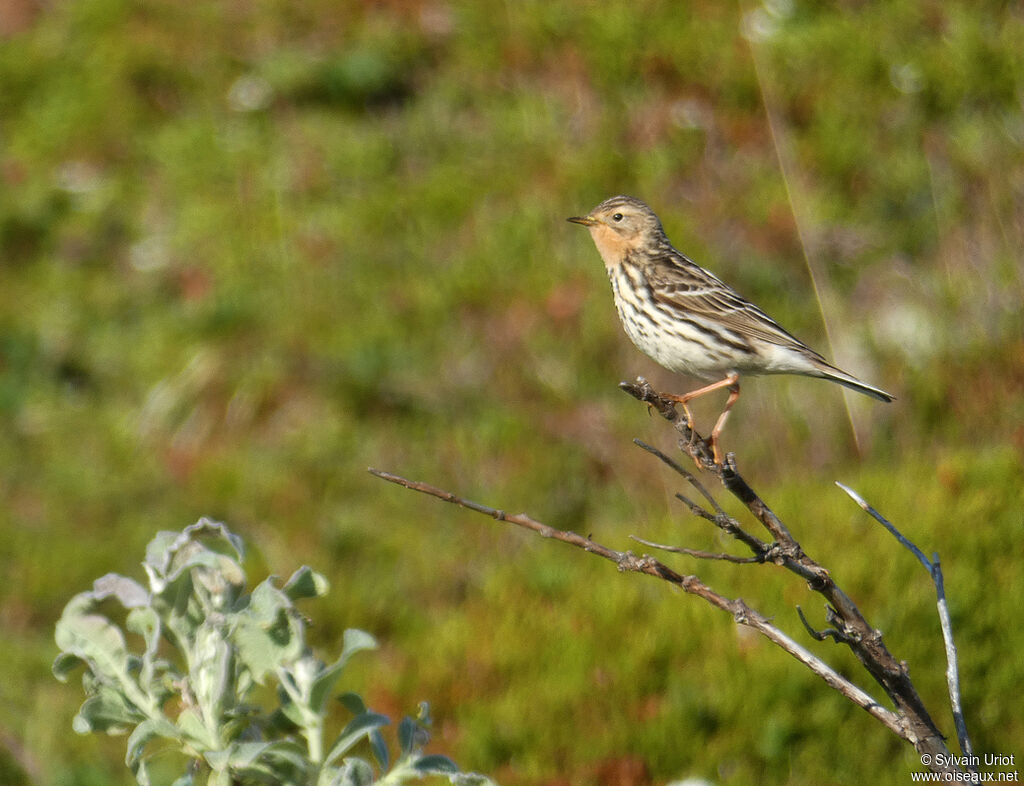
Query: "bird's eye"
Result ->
[[612, 213, 623, 222]]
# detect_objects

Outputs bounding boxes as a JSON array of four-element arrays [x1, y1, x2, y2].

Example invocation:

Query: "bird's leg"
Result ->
[[660, 393, 699, 451], [661, 373, 741, 465], [707, 374, 741, 465]]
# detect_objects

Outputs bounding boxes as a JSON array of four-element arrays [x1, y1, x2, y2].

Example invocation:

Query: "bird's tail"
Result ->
[[811, 359, 895, 402]]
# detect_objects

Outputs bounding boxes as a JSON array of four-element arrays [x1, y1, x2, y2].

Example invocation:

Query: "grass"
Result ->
[[1, 0, 1022, 783]]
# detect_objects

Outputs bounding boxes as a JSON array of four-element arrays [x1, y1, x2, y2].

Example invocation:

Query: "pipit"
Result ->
[[568, 195, 893, 464]]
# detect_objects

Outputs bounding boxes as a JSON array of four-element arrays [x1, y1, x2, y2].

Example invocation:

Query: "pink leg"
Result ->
[[708, 375, 741, 465], [663, 373, 741, 464]]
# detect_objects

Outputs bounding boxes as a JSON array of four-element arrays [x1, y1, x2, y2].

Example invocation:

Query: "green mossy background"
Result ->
[[1, 1, 1022, 783]]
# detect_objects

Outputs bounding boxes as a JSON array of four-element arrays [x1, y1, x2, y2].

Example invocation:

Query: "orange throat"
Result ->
[[588, 224, 634, 269]]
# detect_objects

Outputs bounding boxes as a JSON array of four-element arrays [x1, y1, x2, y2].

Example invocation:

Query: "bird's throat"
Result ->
[[588, 224, 633, 270]]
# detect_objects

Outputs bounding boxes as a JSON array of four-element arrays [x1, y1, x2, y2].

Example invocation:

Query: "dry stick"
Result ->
[[632, 438, 769, 557], [367, 467, 905, 737], [836, 481, 974, 762], [370, 380, 962, 776], [622, 380, 799, 546], [619, 378, 955, 771], [629, 535, 762, 564]]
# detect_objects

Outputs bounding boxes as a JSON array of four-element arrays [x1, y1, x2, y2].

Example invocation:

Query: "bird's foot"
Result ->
[[707, 435, 725, 467]]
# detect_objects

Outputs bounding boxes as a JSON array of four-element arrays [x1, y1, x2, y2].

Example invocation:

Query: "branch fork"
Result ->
[[370, 378, 975, 777]]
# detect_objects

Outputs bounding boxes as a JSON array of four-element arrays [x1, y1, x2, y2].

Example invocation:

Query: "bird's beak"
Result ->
[[567, 215, 597, 226]]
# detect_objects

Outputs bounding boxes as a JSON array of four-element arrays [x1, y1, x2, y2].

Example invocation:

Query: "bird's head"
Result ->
[[568, 195, 666, 268]]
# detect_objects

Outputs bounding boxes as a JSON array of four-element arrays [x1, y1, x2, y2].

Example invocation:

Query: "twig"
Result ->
[[622, 381, 800, 546], [620, 379, 955, 772], [630, 535, 762, 564], [632, 439, 724, 515], [673, 492, 717, 522], [836, 481, 974, 761], [634, 438, 768, 556], [797, 606, 846, 644], [369, 380, 966, 777], [835, 482, 930, 570], [368, 467, 906, 737], [367, 469, 623, 561]]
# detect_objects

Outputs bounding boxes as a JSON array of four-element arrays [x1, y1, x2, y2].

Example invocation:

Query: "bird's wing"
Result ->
[[646, 253, 822, 355]]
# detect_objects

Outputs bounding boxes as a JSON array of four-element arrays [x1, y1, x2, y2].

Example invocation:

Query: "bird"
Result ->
[[568, 195, 893, 464]]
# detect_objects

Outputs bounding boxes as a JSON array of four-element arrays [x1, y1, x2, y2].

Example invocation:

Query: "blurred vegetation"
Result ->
[[0, 0, 1021, 784]]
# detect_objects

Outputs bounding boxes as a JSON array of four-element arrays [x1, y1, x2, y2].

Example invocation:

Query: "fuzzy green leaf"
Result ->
[[192, 622, 234, 721], [277, 685, 307, 728], [283, 565, 329, 601], [231, 579, 304, 683], [412, 754, 460, 774], [92, 573, 150, 608], [52, 652, 85, 683], [337, 692, 367, 715], [144, 520, 245, 591], [72, 688, 143, 734], [125, 606, 160, 648], [397, 716, 416, 756], [308, 631, 376, 717], [125, 717, 179, 768], [447, 774, 496, 785], [333, 757, 375, 786], [175, 708, 214, 748], [369, 728, 389, 771], [323, 712, 390, 769], [255, 741, 312, 780], [55, 595, 130, 678], [204, 740, 269, 770]]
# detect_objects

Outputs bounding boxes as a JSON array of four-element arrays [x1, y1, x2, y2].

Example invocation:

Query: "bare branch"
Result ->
[[622, 380, 955, 770], [835, 482, 931, 571], [633, 438, 725, 515], [836, 481, 974, 760], [674, 492, 717, 522], [932, 557, 974, 760], [622, 380, 799, 545], [634, 438, 768, 555], [797, 606, 847, 644], [368, 467, 906, 738], [630, 535, 762, 564], [369, 379, 969, 777], [367, 468, 626, 563]]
